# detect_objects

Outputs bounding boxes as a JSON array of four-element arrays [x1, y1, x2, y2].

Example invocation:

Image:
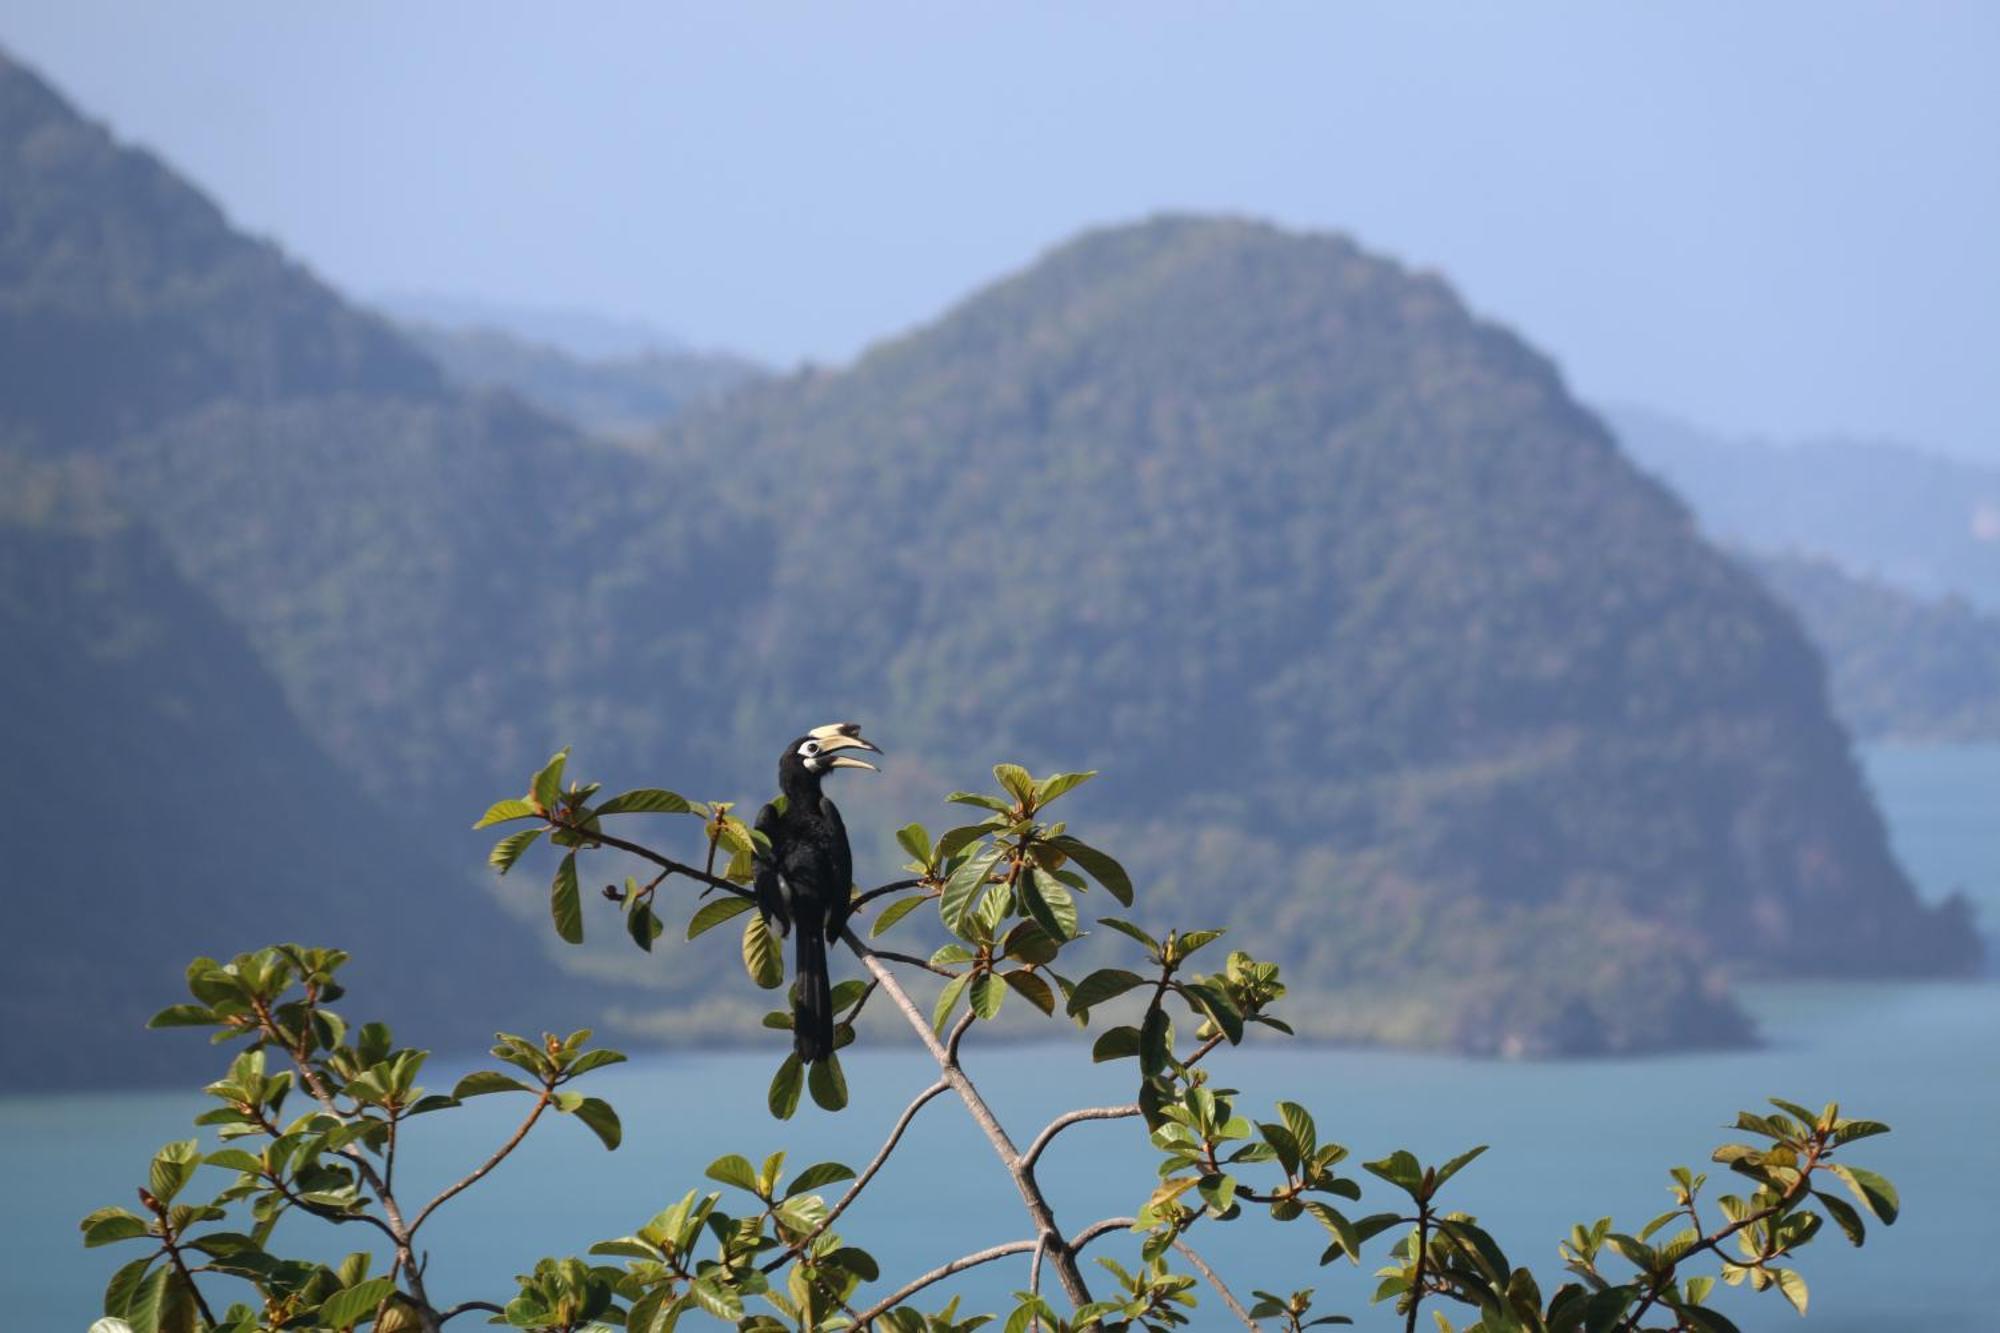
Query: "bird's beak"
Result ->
[[810, 724, 881, 770]]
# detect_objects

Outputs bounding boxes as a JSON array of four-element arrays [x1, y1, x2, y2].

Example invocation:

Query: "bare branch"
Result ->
[[546, 816, 753, 900], [842, 929, 1095, 1307], [849, 1238, 1043, 1327], [1171, 1238, 1264, 1332], [763, 1080, 951, 1274], [409, 1086, 554, 1236], [1071, 1216, 1139, 1253], [1019, 1105, 1141, 1176], [438, 1300, 506, 1324], [854, 878, 928, 910], [869, 947, 961, 978]]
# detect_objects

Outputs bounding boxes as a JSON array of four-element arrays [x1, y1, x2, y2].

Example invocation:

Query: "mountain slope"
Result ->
[[0, 49, 440, 452], [1613, 405, 2000, 611], [0, 460, 581, 1087], [1748, 551, 2000, 742], [2, 44, 1976, 1064], [644, 217, 1976, 1048], [398, 320, 763, 436]]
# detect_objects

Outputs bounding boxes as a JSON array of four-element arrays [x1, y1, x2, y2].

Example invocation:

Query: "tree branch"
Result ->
[[853, 878, 928, 911], [842, 929, 1095, 1308], [1071, 1216, 1139, 1253], [409, 1085, 554, 1236], [438, 1300, 506, 1324], [762, 1080, 951, 1273], [546, 816, 753, 900], [849, 1239, 1043, 1327], [1019, 1105, 1141, 1176], [1172, 1237, 1264, 1332]]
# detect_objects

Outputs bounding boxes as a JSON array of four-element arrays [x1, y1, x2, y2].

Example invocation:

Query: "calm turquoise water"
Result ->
[[9, 746, 1996, 1331]]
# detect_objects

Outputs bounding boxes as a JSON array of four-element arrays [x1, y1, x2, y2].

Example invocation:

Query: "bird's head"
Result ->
[[779, 722, 882, 790]]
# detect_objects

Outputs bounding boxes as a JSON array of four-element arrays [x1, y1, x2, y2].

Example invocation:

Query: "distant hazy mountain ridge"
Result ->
[[0, 50, 1976, 1082]]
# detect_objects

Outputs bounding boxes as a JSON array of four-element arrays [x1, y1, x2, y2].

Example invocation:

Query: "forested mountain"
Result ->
[[0, 458, 587, 1086], [396, 320, 763, 437], [0, 49, 1976, 1080], [1614, 406, 2000, 611], [1611, 407, 2000, 738], [1748, 552, 2000, 742]]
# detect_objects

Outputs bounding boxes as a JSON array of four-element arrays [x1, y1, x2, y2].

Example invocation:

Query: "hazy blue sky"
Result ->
[[5, 3, 1996, 458]]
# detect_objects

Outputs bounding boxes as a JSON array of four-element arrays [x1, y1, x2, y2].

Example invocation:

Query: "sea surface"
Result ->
[[7, 745, 1995, 1331]]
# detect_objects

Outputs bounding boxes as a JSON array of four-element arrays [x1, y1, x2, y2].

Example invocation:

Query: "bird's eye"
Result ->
[[800, 741, 821, 756]]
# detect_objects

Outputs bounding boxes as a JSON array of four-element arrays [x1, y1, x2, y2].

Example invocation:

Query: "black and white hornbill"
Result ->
[[753, 722, 880, 1063]]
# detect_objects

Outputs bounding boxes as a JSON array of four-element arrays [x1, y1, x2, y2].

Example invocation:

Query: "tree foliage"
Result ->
[[87, 754, 1901, 1333]]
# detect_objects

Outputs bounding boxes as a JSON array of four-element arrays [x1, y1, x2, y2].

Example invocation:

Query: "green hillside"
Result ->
[[1749, 551, 2000, 742], [0, 50, 1976, 1074]]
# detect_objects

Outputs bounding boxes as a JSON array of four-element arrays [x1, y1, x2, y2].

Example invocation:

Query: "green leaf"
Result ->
[[768, 1055, 804, 1120], [474, 798, 537, 829], [145, 1005, 216, 1030], [939, 845, 1004, 937], [1826, 1163, 1900, 1224], [1092, 1025, 1142, 1062], [1098, 916, 1159, 953], [1814, 1190, 1867, 1246], [148, 1140, 200, 1206], [1050, 836, 1134, 906], [597, 788, 696, 815], [742, 912, 785, 989], [1001, 969, 1057, 1015], [626, 901, 662, 951], [1183, 979, 1244, 1044], [1432, 1144, 1488, 1190], [488, 827, 542, 875], [808, 1054, 849, 1111], [969, 972, 1007, 1020], [947, 791, 1013, 812], [784, 1162, 856, 1198], [1020, 868, 1078, 941], [687, 895, 754, 939], [895, 823, 933, 863], [1034, 771, 1097, 805], [531, 749, 569, 813], [1066, 968, 1147, 1017], [1362, 1150, 1423, 1196], [454, 1070, 535, 1098], [871, 893, 930, 938], [705, 1154, 761, 1194], [81, 1207, 150, 1248], [932, 973, 971, 1033], [1775, 1268, 1808, 1315], [550, 853, 583, 944], [319, 1278, 396, 1330], [564, 1095, 622, 1149], [993, 764, 1035, 804], [103, 1254, 154, 1316]]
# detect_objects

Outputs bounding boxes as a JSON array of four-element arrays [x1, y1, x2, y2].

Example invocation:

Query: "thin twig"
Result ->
[[849, 1239, 1043, 1327], [1019, 1105, 1142, 1175], [409, 1086, 555, 1235], [1071, 1216, 1139, 1253], [1171, 1237, 1264, 1332], [853, 878, 929, 910], [868, 947, 960, 978], [762, 1080, 951, 1273], [547, 817, 753, 900], [842, 929, 1094, 1307], [438, 1300, 506, 1324]]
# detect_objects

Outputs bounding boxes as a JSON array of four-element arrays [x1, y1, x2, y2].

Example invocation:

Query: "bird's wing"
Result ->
[[820, 794, 855, 941], [753, 801, 790, 936]]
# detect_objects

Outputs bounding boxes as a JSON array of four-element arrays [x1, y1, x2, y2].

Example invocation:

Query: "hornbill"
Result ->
[[753, 722, 880, 1063]]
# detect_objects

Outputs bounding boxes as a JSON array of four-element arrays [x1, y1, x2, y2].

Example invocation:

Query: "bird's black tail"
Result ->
[[793, 925, 834, 1063]]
